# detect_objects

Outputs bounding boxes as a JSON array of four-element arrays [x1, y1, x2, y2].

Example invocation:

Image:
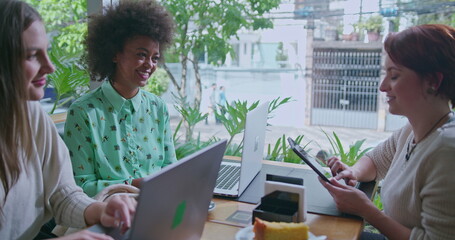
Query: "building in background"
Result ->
[[83, 0, 455, 131]]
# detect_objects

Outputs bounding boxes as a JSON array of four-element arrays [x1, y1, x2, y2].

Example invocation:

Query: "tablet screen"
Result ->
[[287, 137, 332, 182]]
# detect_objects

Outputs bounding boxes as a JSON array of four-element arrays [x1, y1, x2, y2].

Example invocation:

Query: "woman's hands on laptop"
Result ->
[[84, 194, 137, 235], [326, 157, 358, 187], [101, 194, 137, 232]]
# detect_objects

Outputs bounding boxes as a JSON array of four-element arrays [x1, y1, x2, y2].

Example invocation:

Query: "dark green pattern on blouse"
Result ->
[[64, 81, 176, 197]]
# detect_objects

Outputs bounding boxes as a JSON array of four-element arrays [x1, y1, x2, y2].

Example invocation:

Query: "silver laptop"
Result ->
[[88, 140, 227, 240], [214, 101, 269, 197]]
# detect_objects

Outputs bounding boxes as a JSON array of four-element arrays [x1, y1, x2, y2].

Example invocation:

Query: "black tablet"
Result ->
[[287, 137, 332, 183]]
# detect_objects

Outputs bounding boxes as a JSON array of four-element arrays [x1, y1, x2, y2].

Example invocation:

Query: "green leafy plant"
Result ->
[[161, 0, 281, 140], [142, 67, 170, 96], [47, 47, 90, 114], [323, 130, 373, 166], [215, 100, 259, 156], [214, 97, 292, 156], [373, 192, 383, 211], [225, 143, 242, 157], [26, 0, 87, 54], [356, 15, 384, 33], [173, 94, 208, 142], [172, 96, 292, 160], [172, 113, 218, 159], [267, 97, 292, 118], [174, 133, 218, 160], [266, 135, 310, 164]]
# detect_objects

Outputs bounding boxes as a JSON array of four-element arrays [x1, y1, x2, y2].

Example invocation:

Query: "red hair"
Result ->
[[384, 24, 455, 105]]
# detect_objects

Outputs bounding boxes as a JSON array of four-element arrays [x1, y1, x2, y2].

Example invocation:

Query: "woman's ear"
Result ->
[[426, 72, 443, 91], [432, 72, 443, 90]]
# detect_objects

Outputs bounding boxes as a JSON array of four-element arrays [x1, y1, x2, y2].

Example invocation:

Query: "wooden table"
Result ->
[[50, 112, 67, 124], [201, 160, 364, 240], [49, 115, 364, 239]]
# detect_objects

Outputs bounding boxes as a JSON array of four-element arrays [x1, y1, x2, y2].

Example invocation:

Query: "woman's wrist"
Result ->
[[350, 166, 361, 181], [351, 156, 376, 182], [84, 202, 106, 226], [131, 178, 141, 188], [361, 201, 382, 221]]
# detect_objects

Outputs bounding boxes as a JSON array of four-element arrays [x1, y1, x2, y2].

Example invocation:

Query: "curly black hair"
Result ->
[[86, 0, 174, 81]]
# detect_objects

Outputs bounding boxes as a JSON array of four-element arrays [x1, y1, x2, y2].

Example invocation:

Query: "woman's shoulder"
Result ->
[[419, 122, 455, 175], [26, 101, 58, 135], [437, 120, 455, 144], [69, 88, 103, 109], [27, 100, 41, 114], [27, 101, 51, 120], [422, 120, 455, 161], [388, 122, 412, 143], [139, 90, 166, 105]]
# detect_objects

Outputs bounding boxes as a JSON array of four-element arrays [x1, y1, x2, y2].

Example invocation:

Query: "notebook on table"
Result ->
[[88, 140, 227, 240], [213, 101, 269, 198]]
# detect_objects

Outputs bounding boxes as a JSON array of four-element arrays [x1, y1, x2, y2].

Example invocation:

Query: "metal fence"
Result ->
[[311, 47, 382, 129]]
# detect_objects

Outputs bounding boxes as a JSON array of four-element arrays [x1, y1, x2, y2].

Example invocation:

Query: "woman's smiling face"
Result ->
[[380, 55, 430, 116], [22, 20, 55, 100], [112, 35, 160, 98]]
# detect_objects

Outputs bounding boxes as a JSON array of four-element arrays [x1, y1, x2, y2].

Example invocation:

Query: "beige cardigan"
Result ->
[[0, 102, 95, 240], [366, 118, 455, 239]]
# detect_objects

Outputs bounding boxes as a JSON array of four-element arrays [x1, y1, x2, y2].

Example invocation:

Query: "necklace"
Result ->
[[405, 111, 453, 161]]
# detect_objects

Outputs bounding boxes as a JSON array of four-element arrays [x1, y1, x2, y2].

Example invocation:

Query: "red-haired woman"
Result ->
[[322, 24, 455, 240]]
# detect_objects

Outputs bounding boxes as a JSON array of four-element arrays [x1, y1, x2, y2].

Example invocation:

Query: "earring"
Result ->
[[427, 87, 436, 95]]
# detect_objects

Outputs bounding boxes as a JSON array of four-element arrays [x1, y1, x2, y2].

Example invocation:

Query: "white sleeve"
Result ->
[[30, 101, 95, 227]]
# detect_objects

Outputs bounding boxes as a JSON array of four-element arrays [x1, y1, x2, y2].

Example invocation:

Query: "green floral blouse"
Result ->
[[63, 81, 176, 197]]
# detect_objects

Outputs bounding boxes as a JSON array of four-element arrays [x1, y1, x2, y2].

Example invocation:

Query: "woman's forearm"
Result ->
[[352, 156, 377, 182], [364, 207, 411, 240]]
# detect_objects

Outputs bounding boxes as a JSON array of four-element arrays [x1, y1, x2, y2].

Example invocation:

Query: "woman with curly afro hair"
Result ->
[[64, 0, 177, 197]]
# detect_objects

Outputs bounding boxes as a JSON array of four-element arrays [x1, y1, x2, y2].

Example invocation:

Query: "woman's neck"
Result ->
[[110, 81, 139, 99], [408, 106, 451, 143]]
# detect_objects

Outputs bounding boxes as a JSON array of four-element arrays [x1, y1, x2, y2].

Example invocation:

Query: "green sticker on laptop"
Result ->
[[172, 201, 186, 229]]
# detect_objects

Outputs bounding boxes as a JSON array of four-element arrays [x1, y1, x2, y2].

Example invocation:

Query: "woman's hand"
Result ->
[[99, 195, 136, 233], [319, 177, 376, 217], [55, 229, 114, 239], [326, 156, 357, 186], [85, 194, 136, 234]]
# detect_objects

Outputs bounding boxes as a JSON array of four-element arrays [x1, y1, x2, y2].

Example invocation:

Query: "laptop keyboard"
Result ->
[[216, 164, 240, 190]]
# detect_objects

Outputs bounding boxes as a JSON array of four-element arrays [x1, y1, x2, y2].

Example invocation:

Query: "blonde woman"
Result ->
[[0, 1, 135, 239]]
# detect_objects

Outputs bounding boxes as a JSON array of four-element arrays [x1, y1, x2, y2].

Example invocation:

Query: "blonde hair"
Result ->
[[0, 0, 41, 206]]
